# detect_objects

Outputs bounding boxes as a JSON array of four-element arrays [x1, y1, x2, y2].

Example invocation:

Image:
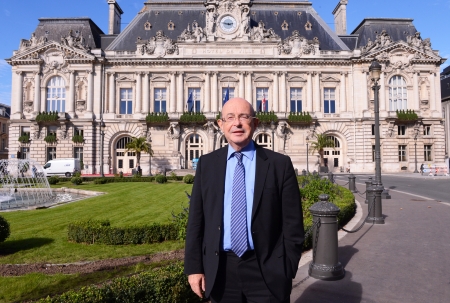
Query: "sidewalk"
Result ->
[[290, 181, 450, 303]]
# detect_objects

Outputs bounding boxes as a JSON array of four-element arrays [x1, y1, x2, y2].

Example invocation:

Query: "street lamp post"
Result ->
[[306, 137, 309, 173], [270, 120, 276, 151], [100, 119, 106, 177], [413, 126, 419, 173]]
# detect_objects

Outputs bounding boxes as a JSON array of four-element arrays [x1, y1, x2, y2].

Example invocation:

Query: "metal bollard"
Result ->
[[348, 174, 356, 193], [308, 194, 345, 280], [328, 172, 334, 183], [364, 177, 373, 204], [294, 168, 298, 176], [365, 185, 385, 224], [302, 169, 307, 176]]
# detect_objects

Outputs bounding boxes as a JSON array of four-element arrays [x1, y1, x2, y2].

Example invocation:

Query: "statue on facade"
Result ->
[[206, 7, 217, 36], [361, 30, 392, 53], [167, 122, 180, 139], [178, 21, 204, 42], [19, 33, 47, 51], [60, 30, 89, 51], [137, 30, 178, 57], [203, 120, 219, 135], [407, 32, 433, 53], [239, 6, 250, 37], [277, 30, 319, 56], [251, 21, 279, 42]]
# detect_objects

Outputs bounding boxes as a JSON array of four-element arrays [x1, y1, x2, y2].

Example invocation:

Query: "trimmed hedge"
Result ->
[[37, 262, 199, 303], [36, 111, 59, 123], [68, 220, 178, 245], [183, 174, 194, 184], [297, 174, 356, 250], [51, 176, 184, 183], [255, 111, 278, 123], [71, 177, 83, 185], [0, 215, 10, 243], [155, 175, 168, 184], [48, 176, 60, 185]]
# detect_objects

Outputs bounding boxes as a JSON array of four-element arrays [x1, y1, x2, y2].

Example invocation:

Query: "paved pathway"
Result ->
[[291, 179, 450, 303]]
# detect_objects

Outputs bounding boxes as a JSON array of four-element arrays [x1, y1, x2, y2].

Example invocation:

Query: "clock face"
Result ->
[[219, 15, 238, 33]]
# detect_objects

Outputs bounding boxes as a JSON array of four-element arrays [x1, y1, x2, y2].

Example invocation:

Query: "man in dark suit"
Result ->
[[185, 97, 304, 302]]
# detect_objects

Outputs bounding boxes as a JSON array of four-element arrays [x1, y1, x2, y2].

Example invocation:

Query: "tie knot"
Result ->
[[234, 152, 243, 164]]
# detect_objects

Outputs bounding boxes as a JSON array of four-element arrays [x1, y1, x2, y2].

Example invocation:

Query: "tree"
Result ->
[[125, 137, 153, 168], [309, 133, 335, 167]]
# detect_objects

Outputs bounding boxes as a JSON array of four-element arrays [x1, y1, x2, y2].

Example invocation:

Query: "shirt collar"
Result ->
[[227, 140, 255, 161]]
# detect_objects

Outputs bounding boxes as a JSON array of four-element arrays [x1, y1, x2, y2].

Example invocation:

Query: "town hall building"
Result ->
[[7, 0, 446, 175]]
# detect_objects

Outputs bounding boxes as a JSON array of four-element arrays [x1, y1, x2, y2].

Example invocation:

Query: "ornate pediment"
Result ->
[[287, 76, 307, 82], [11, 41, 95, 67], [321, 76, 340, 83], [277, 30, 319, 58], [219, 76, 238, 82], [136, 30, 179, 58], [117, 76, 134, 83]]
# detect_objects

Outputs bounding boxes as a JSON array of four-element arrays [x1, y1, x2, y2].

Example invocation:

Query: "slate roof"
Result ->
[[30, 18, 104, 50], [350, 18, 418, 49], [442, 66, 450, 101], [106, 0, 349, 51]]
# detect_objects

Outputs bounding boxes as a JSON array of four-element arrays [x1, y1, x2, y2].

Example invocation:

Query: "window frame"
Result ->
[[398, 145, 407, 162], [256, 88, 269, 112], [424, 145, 432, 161], [119, 88, 133, 114], [389, 75, 408, 111], [187, 88, 201, 113], [46, 76, 66, 112], [154, 88, 167, 113], [290, 88, 303, 113], [323, 88, 336, 114]]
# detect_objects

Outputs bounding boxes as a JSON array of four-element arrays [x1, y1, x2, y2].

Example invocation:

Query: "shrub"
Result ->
[[48, 176, 59, 185], [0, 215, 10, 243], [37, 262, 198, 303], [73, 171, 81, 178], [71, 176, 83, 185], [94, 178, 107, 184], [183, 174, 194, 184], [35, 111, 59, 123], [67, 220, 177, 245], [145, 112, 169, 123], [170, 171, 177, 178], [71, 134, 84, 143], [119, 171, 124, 178], [18, 134, 30, 143], [255, 111, 278, 123], [44, 134, 57, 144], [288, 111, 313, 123], [179, 112, 206, 123], [172, 202, 189, 241], [155, 174, 167, 184]]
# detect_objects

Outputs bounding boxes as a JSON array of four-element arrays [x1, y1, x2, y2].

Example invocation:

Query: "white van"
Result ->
[[43, 158, 81, 177]]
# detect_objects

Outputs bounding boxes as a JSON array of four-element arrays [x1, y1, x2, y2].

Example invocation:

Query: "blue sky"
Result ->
[[0, 0, 449, 106]]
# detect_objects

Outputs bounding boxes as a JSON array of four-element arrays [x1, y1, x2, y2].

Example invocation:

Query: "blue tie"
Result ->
[[230, 152, 249, 257]]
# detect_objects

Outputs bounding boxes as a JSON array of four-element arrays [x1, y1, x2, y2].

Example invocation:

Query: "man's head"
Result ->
[[217, 97, 259, 151]]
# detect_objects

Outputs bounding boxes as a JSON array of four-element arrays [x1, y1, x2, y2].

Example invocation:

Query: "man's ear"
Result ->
[[217, 118, 223, 129]]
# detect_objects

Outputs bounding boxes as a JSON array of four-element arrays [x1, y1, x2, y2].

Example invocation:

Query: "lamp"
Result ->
[[100, 119, 106, 177], [306, 136, 309, 173], [270, 120, 276, 151], [413, 125, 419, 173]]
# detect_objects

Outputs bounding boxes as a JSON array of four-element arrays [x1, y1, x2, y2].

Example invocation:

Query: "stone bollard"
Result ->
[[366, 185, 385, 224], [364, 177, 373, 204], [302, 169, 307, 176], [295, 168, 298, 176], [328, 171, 334, 183], [308, 194, 345, 280], [348, 174, 356, 193], [312, 170, 317, 176]]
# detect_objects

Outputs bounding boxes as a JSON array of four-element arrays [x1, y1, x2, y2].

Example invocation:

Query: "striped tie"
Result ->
[[230, 152, 248, 257]]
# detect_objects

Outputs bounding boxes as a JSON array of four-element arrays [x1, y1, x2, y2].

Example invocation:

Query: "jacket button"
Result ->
[[215, 251, 219, 256], [218, 226, 221, 231]]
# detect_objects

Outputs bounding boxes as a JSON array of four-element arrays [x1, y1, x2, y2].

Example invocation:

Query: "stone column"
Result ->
[[177, 72, 184, 113], [412, 72, 419, 111], [280, 72, 287, 113], [340, 72, 347, 113], [239, 72, 245, 98], [204, 72, 211, 112], [87, 70, 94, 113], [135, 72, 142, 113], [245, 72, 253, 108], [67, 70, 75, 115], [380, 72, 386, 111], [272, 72, 279, 112], [307, 72, 313, 112], [347, 71, 354, 112], [16, 71, 24, 114], [170, 72, 176, 113], [34, 72, 41, 113], [211, 72, 218, 113], [108, 72, 116, 114], [362, 70, 368, 111], [313, 72, 321, 113], [143, 72, 149, 113], [429, 72, 436, 111]]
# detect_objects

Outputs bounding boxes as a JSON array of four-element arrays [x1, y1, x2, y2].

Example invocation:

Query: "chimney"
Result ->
[[108, 0, 123, 35], [332, 0, 348, 35]]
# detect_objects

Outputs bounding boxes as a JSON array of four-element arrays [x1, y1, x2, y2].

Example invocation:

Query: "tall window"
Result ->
[[290, 88, 302, 112], [20, 147, 30, 159], [371, 124, 375, 136], [48, 126, 57, 137], [74, 147, 83, 166], [21, 126, 30, 138], [47, 147, 57, 161], [398, 125, 406, 136], [1, 139, 5, 151], [424, 145, 432, 161], [255, 133, 271, 149], [389, 76, 408, 111], [423, 125, 431, 136], [324, 88, 335, 113], [46, 76, 66, 112], [222, 87, 235, 104], [398, 145, 407, 162], [2, 123, 5, 134], [187, 88, 201, 112], [120, 88, 133, 114], [185, 134, 204, 168], [372, 145, 376, 162], [256, 88, 269, 112], [154, 88, 167, 113]]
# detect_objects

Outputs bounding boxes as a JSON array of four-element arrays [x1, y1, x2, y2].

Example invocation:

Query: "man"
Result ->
[[185, 97, 304, 302]]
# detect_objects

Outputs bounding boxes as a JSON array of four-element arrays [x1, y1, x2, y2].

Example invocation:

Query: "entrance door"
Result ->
[[185, 134, 204, 169], [323, 135, 342, 172], [115, 137, 136, 174]]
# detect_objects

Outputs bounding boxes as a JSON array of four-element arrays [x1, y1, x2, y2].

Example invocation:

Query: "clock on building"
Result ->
[[219, 15, 238, 33]]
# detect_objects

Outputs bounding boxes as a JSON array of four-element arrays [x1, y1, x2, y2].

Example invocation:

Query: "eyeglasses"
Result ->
[[220, 114, 256, 123]]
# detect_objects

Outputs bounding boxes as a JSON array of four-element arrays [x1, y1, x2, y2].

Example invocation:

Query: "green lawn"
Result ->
[[0, 181, 191, 264]]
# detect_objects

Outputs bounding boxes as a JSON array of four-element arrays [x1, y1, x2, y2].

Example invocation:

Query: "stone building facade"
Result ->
[[7, 0, 446, 175]]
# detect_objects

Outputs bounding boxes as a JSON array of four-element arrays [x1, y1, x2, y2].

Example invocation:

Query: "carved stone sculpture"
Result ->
[[19, 33, 47, 51], [137, 30, 178, 57], [167, 122, 180, 139], [361, 30, 392, 53], [277, 30, 319, 56], [178, 21, 205, 43], [407, 32, 433, 53], [60, 30, 89, 51], [251, 21, 280, 42]]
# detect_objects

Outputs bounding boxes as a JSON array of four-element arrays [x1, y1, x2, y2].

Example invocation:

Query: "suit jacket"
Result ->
[[184, 142, 304, 301]]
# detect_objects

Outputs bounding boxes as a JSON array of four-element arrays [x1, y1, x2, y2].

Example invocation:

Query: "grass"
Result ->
[[0, 181, 191, 264]]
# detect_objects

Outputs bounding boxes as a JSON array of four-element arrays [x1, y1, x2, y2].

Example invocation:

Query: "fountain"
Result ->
[[0, 159, 54, 210]]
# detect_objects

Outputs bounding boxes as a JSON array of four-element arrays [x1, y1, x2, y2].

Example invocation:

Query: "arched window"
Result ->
[[46, 76, 66, 112], [115, 136, 136, 174], [255, 133, 271, 149], [323, 135, 341, 168], [185, 134, 204, 168], [389, 75, 408, 111]]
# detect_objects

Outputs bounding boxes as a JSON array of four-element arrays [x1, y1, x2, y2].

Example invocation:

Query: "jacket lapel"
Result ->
[[252, 144, 269, 220], [214, 146, 228, 212]]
